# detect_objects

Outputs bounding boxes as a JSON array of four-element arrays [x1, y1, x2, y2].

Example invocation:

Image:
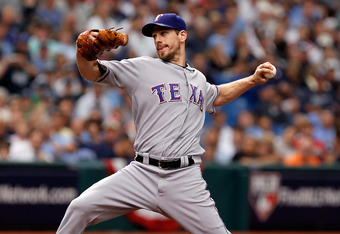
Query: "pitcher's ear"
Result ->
[[179, 30, 187, 42]]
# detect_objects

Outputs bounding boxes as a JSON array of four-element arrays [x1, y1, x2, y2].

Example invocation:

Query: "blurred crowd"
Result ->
[[0, 0, 339, 168]]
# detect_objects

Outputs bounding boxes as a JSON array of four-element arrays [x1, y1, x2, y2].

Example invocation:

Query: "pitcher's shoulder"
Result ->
[[124, 56, 160, 64], [140, 56, 162, 63]]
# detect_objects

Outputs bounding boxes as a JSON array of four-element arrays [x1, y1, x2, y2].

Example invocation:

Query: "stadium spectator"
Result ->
[[309, 109, 336, 152], [0, 22, 15, 56], [7, 120, 35, 162], [112, 133, 134, 163], [293, 113, 326, 158], [97, 119, 121, 159], [204, 111, 236, 165], [283, 135, 322, 167], [59, 0, 94, 34], [57, 97, 76, 127], [0, 52, 37, 95], [81, 118, 105, 158], [0, 4, 21, 51], [254, 136, 282, 166], [35, 0, 65, 29], [274, 125, 298, 159], [28, 22, 59, 73], [0, 87, 11, 123], [86, 0, 120, 30], [29, 128, 51, 162], [73, 84, 115, 120], [126, 12, 156, 58], [233, 134, 281, 167], [232, 134, 257, 165], [55, 29, 77, 61], [52, 62, 83, 101], [234, 110, 259, 138], [42, 109, 97, 164]]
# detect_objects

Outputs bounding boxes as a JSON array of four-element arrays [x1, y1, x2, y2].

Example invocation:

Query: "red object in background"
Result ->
[[127, 209, 181, 231]]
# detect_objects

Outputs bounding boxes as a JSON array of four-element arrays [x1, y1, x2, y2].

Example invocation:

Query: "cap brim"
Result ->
[[142, 23, 177, 37]]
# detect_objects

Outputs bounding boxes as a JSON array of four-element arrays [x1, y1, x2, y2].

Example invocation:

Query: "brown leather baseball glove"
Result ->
[[76, 27, 129, 61]]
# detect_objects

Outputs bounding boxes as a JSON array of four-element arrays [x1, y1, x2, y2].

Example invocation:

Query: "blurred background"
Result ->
[[0, 0, 340, 232]]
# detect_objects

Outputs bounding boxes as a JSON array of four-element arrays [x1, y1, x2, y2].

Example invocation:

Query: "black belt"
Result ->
[[136, 155, 194, 169]]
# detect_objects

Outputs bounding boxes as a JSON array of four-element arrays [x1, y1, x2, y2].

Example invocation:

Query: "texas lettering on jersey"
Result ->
[[151, 83, 204, 111]]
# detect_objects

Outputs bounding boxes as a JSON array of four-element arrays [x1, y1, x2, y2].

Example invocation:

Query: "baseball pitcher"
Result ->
[[57, 13, 276, 234]]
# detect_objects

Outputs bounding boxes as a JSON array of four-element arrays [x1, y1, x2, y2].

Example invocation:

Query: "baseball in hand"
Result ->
[[264, 64, 277, 79]]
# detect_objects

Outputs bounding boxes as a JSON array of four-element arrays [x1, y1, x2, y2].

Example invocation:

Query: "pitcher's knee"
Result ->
[[67, 196, 90, 216]]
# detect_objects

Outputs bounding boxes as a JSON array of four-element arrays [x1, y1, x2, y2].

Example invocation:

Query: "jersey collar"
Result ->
[[160, 59, 195, 72]]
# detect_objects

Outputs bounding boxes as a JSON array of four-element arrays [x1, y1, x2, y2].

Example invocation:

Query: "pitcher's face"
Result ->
[[152, 28, 182, 62]]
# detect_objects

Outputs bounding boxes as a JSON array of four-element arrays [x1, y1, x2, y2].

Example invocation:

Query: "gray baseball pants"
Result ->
[[56, 161, 230, 233]]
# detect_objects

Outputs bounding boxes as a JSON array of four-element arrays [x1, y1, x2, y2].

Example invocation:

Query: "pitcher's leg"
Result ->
[[159, 166, 231, 234], [57, 162, 157, 234]]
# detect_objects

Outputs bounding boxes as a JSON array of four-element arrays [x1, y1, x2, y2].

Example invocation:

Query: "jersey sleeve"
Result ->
[[205, 82, 219, 114], [95, 58, 141, 95]]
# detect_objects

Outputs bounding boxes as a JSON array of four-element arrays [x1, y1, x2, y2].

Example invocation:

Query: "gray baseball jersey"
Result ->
[[98, 56, 218, 160], [57, 57, 230, 234]]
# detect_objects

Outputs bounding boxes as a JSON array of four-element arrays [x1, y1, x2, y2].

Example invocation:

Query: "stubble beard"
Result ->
[[158, 50, 175, 62], [157, 41, 180, 62]]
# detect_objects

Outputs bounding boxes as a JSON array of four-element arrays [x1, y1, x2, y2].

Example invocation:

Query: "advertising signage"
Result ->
[[0, 164, 78, 230], [248, 169, 340, 230]]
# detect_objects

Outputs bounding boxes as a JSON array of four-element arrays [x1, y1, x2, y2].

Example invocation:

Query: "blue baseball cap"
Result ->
[[142, 13, 187, 37]]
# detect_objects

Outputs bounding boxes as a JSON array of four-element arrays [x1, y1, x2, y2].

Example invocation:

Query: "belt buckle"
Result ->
[[158, 160, 170, 170]]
